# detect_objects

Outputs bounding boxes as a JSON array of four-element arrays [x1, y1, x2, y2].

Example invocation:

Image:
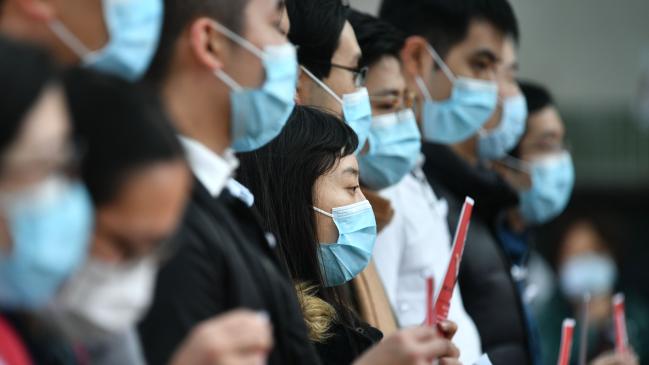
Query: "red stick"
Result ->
[[433, 197, 474, 323], [613, 293, 629, 354], [557, 319, 576, 365]]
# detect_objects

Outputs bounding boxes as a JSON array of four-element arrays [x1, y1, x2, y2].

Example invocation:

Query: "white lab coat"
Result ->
[[373, 166, 482, 364]]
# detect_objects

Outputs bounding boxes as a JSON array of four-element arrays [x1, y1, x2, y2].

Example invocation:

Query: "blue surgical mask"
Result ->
[[314, 200, 377, 287], [560, 254, 617, 299], [49, 0, 163, 81], [302, 67, 373, 153], [213, 24, 298, 153], [359, 109, 422, 189], [0, 177, 93, 310], [478, 94, 528, 160], [519, 151, 575, 224], [415, 45, 498, 144]]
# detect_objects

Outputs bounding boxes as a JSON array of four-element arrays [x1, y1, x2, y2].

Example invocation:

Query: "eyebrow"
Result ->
[[342, 166, 360, 177], [470, 48, 500, 63], [370, 89, 401, 98]]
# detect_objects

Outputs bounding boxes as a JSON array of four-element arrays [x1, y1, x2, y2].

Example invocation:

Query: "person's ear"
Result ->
[[400, 36, 429, 80], [14, 0, 57, 21], [189, 18, 226, 72]]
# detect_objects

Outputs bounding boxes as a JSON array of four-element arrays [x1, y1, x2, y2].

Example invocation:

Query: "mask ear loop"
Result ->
[[500, 155, 532, 174], [425, 44, 457, 83], [49, 20, 93, 60], [301, 66, 343, 105], [313, 206, 334, 218]]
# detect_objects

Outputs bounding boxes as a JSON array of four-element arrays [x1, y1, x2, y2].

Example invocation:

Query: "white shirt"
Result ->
[[178, 136, 239, 198], [374, 165, 483, 364]]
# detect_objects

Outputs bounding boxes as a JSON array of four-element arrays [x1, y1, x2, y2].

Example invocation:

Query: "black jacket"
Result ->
[[138, 180, 320, 365], [422, 143, 532, 365], [315, 319, 382, 365]]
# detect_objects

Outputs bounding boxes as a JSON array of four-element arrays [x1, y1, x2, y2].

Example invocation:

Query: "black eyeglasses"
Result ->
[[330, 63, 368, 88]]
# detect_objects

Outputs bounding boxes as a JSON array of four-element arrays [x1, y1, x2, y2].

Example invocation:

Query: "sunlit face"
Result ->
[[313, 154, 365, 244], [302, 21, 363, 116], [91, 161, 191, 264], [483, 37, 521, 131], [424, 20, 504, 102], [0, 85, 72, 251], [366, 55, 411, 116]]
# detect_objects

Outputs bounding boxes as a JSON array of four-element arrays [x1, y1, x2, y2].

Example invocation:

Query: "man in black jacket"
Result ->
[[380, 0, 534, 363], [137, 0, 321, 364]]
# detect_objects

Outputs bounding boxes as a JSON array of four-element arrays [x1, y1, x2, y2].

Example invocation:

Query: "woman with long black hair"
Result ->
[[239, 105, 461, 365]]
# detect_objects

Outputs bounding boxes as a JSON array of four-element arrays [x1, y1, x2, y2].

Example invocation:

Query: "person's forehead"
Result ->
[[456, 19, 506, 60], [366, 56, 405, 89], [526, 107, 565, 140], [333, 22, 362, 65]]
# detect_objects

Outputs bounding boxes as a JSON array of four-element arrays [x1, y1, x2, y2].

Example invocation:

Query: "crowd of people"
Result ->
[[0, 0, 644, 364]]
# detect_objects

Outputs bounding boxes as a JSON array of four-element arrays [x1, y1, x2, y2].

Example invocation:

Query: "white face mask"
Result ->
[[46, 257, 158, 343]]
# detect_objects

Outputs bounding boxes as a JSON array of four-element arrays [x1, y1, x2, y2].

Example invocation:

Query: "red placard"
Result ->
[[433, 196, 474, 323], [557, 319, 576, 365], [613, 293, 629, 354]]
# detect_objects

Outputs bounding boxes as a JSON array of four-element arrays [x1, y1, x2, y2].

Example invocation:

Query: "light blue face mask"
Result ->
[[313, 200, 377, 287], [478, 94, 528, 160], [212, 24, 298, 153], [358, 109, 422, 190], [415, 45, 498, 145], [560, 254, 617, 300], [0, 177, 94, 310], [519, 151, 575, 224], [49, 0, 163, 81], [302, 67, 373, 153]]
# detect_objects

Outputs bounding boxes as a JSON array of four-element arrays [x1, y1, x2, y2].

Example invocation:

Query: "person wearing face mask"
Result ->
[[238, 106, 462, 365], [380, 0, 533, 364], [534, 215, 647, 365], [0, 0, 163, 80], [347, 9, 483, 364], [0, 37, 93, 365], [137, 0, 323, 364]]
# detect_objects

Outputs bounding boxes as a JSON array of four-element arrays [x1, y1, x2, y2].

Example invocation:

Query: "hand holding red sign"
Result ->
[[433, 196, 474, 324]]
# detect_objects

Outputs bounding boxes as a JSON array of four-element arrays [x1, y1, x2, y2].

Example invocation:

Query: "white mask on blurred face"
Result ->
[[46, 257, 158, 343], [559, 253, 617, 300]]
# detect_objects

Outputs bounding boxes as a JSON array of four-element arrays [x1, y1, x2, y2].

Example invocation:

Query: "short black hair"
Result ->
[[0, 36, 58, 156], [379, 0, 519, 59], [146, 0, 250, 84], [347, 9, 406, 69], [520, 80, 555, 115], [64, 69, 184, 206], [286, 0, 347, 79]]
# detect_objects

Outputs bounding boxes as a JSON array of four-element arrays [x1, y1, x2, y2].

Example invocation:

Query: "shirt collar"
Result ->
[[179, 136, 239, 197]]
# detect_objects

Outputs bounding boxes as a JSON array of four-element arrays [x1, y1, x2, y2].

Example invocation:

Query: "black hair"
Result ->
[[64, 68, 184, 206], [0, 36, 57, 157], [520, 80, 555, 115], [238, 106, 358, 325], [286, 0, 347, 79], [379, 0, 519, 59], [146, 0, 250, 84], [347, 9, 406, 69]]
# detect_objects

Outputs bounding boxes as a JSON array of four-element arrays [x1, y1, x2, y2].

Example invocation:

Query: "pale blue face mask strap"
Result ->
[[48, 20, 93, 59], [300, 66, 343, 105], [500, 155, 533, 174], [214, 69, 243, 92], [425, 44, 457, 83], [211, 21, 265, 60], [313, 206, 334, 218], [415, 76, 434, 102]]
